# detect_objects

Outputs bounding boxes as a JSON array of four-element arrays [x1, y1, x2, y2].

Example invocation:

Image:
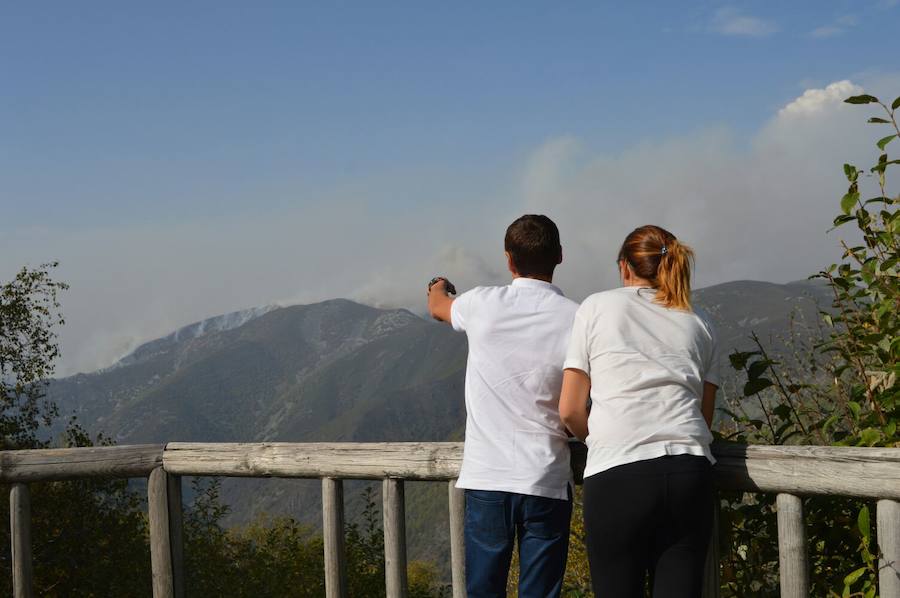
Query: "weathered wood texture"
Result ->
[[163, 442, 900, 498], [166, 474, 185, 598], [322, 478, 348, 598], [148, 467, 174, 598], [10, 484, 33, 598], [878, 499, 900, 598], [0, 444, 164, 482], [1, 443, 897, 499], [383, 478, 408, 598], [776, 493, 809, 598], [164, 442, 463, 480], [713, 443, 900, 499], [448, 481, 466, 598], [701, 496, 720, 598], [4, 441, 900, 598]]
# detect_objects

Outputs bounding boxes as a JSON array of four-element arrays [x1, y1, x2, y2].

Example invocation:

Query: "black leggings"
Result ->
[[582, 455, 713, 598]]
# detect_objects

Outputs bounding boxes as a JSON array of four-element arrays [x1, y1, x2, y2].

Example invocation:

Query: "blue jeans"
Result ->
[[464, 489, 572, 598]]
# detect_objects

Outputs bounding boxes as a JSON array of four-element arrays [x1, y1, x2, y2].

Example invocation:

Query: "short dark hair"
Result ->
[[504, 215, 562, 277]]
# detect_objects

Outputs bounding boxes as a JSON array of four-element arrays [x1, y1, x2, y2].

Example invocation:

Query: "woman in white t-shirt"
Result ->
[[559, 224, 718, 598]]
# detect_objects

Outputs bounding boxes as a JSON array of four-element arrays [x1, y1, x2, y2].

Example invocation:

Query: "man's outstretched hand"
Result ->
[[427, 276, 456, 295], [427, 277, 455, 323]]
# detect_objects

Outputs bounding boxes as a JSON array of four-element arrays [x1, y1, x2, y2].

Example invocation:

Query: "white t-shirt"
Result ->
[[563, 286, 720, 479], [450, 277, 579, 500]]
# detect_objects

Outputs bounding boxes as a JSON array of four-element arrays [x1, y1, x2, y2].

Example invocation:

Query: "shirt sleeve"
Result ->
[[702, 319, 722, 387], [450, 288, 476, 332], [563, 305, 592, 375]]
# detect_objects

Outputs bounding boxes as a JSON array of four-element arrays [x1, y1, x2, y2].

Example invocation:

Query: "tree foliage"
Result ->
[[719, 92, 899, 597], [183, 479, 449, 597], [0, 263, 151, 595], [0, 262, 67, 450]]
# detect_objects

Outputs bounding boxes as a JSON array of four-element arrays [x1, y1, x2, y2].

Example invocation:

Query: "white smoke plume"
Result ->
[[2, 75, 898, 376]]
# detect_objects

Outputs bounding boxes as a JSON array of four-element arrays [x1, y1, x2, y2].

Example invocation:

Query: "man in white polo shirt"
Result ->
[[427, 214, 578, 598]]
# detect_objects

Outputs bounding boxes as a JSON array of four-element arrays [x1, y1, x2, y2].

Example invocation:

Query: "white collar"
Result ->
[[511, 277, 564, 296]]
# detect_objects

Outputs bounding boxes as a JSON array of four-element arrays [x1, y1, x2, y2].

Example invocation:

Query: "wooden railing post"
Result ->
[[167, 474, 185, 598], [383, 478, 408, 598], [878, 499, 900, 598], [701, 493, 720, 598], [10, 483, 33, 598], [776, 493, 809, 598], [148, 467, 175, 598], [448, 480, 466, 598], [322, 478, 348, 598]]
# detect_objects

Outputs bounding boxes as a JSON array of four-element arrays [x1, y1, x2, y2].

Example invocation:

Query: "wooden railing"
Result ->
[[1, 442, 899, 598]]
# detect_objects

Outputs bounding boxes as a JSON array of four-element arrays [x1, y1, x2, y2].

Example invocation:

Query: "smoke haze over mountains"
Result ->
[[3, 74, 899, 376]]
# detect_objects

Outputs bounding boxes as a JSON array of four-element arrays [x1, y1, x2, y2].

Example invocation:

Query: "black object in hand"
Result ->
[[428, 276, 457, 295]]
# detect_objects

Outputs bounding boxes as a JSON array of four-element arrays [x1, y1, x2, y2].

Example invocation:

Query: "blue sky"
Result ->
[[4, 1, 897, 227], [2, 2, 899, 374]]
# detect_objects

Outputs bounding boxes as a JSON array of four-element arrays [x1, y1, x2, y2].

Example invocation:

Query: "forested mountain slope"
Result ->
[[46, 279, 831, 564]]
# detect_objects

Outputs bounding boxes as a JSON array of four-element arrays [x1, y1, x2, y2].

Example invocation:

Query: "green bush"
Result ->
[[720, 92, 899, 597]]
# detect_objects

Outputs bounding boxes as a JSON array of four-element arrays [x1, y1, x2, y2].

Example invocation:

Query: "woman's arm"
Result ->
[[559, 368, 591, 441], [702, 381, 717, 429]]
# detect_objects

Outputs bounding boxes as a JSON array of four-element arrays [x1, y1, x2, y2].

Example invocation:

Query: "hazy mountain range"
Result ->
[[45, 279, 833, 566]]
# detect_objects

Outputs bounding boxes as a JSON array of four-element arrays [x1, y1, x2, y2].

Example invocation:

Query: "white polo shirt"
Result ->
[[450, 277, 578, 500], [564, 286, 720, 479]]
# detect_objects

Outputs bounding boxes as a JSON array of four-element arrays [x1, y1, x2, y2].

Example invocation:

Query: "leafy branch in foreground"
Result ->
[[719, 91, 898, 597], [0, 262, 68, 449]]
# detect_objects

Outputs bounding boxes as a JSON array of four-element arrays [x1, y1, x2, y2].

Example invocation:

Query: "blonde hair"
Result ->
[[617, 225, 695, 310]]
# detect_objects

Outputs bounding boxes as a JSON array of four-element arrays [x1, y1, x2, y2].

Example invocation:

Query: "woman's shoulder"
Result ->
[[688, 305, 718, 339], [579, 287, 635, 311], [691, 304, 713, 322]]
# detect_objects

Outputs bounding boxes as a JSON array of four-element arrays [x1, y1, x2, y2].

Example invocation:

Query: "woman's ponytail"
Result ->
[[655, 238, 694, 310], [618, 225, 695, 311]]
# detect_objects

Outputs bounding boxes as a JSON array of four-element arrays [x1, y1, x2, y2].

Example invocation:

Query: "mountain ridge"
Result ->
[[44, 279, 832, 568], [51, 279, 833, 444]]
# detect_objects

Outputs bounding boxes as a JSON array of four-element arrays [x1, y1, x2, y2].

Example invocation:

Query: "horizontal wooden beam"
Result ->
[[713, 443, 900, 500], [0, 445, 165, 482], [0, 442, 898, 500], [163, 442, 464, 480], [164, 442, 900, 498]]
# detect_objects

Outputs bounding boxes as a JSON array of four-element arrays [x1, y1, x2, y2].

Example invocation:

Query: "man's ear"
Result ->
[[557, 245, 563, 265], [505, 251, 518, 276]]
